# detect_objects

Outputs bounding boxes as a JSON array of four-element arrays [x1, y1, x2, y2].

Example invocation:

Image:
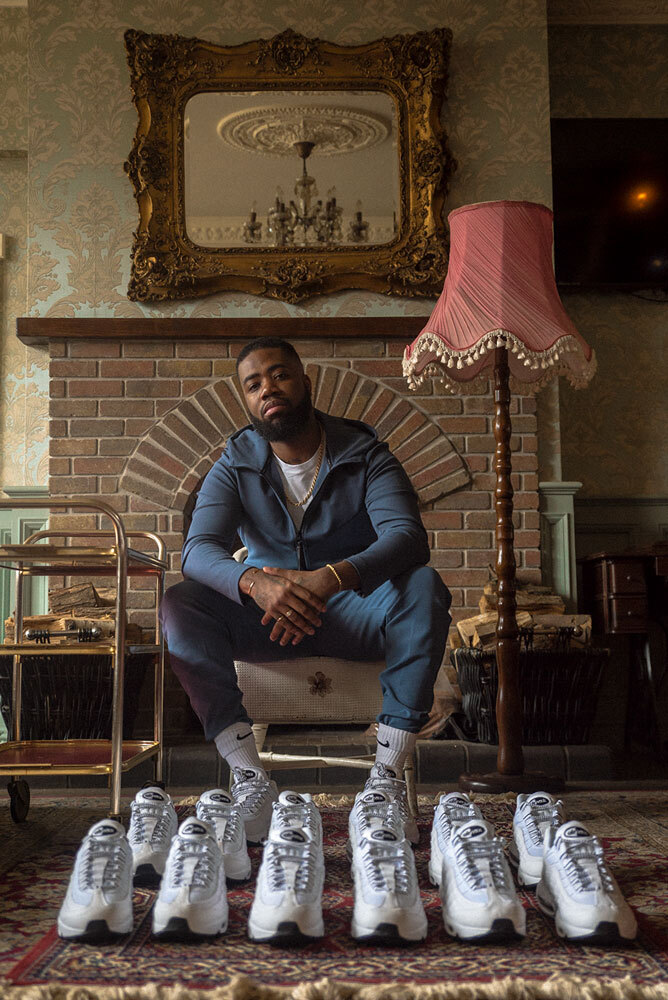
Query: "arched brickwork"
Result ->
[[120, 366, 470, 512]]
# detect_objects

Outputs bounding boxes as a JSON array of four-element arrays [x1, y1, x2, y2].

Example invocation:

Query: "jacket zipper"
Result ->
[[259, 454, 362, 572]]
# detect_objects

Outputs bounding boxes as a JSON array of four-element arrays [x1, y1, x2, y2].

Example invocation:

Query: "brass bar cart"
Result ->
[[0, 499, 167, 821]]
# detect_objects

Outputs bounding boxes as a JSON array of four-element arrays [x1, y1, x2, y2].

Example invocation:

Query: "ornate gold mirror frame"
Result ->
[[124, 27, 454, 303]]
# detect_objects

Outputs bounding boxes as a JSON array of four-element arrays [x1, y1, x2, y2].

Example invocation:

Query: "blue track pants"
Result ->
[[160, 565, 451, 741]]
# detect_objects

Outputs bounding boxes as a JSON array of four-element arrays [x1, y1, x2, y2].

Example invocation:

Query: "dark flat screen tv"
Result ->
[[551, 117, 668, 291]]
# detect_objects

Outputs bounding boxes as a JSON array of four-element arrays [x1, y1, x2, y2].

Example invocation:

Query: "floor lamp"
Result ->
[[403, 200, 597, 793]]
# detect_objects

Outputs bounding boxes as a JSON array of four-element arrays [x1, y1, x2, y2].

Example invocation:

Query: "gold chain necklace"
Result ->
[[284, 433, 325, 507]]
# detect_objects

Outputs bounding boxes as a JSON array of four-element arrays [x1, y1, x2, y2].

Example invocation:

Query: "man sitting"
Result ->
[[160, 336, 451, 843]]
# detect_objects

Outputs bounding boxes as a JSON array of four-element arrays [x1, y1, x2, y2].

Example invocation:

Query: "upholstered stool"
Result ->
[[234, 654, 417, 816], [232, 549, 418, 815]]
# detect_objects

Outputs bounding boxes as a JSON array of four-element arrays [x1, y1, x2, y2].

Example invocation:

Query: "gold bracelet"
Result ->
[[326, 563, 343, 591], [247, 568, 259, 595]]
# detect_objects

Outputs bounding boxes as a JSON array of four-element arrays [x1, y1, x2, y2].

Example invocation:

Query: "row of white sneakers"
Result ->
[[248, 791, 325, 944], [511, 790, 637, 944], [58, 771, 275, 940], [430, 792, 526, 942], [429, 789, 636, 945], [249, 764, 421, 945]]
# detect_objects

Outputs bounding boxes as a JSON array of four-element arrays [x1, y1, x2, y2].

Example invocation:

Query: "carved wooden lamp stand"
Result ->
[[404, 200, 597, 793]]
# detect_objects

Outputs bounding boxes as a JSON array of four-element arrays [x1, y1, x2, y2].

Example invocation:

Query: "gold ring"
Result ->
[[276, 614, 285, 622], [285, 609, 293, 619]]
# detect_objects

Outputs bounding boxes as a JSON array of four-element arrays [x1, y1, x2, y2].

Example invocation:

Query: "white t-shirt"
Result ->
[[274, 440, 328, 529]]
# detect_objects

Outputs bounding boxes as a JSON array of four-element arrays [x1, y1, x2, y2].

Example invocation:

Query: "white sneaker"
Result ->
[[440, 818, 526, 942], [363, 763, 418, 844], [57, 819, 133, 939], [196, 789, 251, 883], [152, 817, 228, 939], [271, 790, 323, 846], [351, 825, 427, 943], [231, 766, 278, 845], [127, 785, 178, 885], [537, 820, 637, 943], [510, 791, 566, 886], [248, 824, 325, 944], [348, 789, 404, 860], [429, 792, 483, 887]]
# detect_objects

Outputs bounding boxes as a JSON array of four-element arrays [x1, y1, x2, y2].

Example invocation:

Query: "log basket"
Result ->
[[451, 640, 608, 746]]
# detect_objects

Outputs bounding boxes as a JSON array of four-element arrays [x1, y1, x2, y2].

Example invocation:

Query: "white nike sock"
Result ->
[[375, 723, 417, 775], [214, 721, 265, 773]]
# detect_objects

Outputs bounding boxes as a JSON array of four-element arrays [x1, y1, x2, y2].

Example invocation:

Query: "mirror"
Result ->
[[184, 90, 400, 248], [125, 28, 454, 303]]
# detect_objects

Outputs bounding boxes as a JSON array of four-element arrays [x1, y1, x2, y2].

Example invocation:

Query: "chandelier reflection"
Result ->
[[243, 140, 369, 246]]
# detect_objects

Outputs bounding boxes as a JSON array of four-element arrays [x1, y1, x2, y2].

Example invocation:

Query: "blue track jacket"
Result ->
[[181, 409, 430, 605]]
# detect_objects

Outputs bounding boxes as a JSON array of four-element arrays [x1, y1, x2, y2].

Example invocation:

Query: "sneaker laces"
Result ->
[[197, 803, 243, 844], [366, 777, 409, 821], [272, 803, 318, 839], [454, 837, 510, 892], [80, 841, 126, 891], [129, 802, 173, 845], [170, 838, 218, 889], [559, 836, 615, 893], [265, 842, 317, 893], [523, 800, 564, 847], [355, 800, 402, 835], [437, 802, 478, 838], [362, 843, 412, 894], [232, 768, 272, 817]]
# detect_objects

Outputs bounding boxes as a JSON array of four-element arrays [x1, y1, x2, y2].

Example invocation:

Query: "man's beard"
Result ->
[[250, 390, 314, 442]]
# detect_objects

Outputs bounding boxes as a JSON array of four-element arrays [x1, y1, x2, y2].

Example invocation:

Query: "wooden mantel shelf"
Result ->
[[17, 316, 429, 346]]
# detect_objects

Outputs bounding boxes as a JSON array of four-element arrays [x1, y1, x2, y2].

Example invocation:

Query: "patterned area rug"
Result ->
[[1, 790, 668, 998]]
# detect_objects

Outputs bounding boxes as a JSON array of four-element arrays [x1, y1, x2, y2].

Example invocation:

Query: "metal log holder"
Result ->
[[0, 499, 167, 821]]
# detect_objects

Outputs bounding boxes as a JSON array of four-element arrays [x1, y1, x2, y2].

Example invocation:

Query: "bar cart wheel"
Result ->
[[8, 779, 30, 822]]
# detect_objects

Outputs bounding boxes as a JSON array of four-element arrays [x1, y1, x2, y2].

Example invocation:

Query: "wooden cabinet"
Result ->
[[582, 554, 649, 635]]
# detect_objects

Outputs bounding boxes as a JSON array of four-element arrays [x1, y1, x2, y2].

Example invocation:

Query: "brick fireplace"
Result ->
[[20, 316, 541, 738]]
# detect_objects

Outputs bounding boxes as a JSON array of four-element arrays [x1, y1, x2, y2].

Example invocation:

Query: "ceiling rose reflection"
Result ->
[[212, 105, 393, 246], [216, 105, 391, 156]]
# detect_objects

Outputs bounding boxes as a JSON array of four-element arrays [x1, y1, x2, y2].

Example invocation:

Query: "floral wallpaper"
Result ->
[[0, 0, 554, 486], [549, 23, 668, 498]]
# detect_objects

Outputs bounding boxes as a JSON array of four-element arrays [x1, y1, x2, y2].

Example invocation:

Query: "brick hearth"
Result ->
[[27, 319, 541, 737]]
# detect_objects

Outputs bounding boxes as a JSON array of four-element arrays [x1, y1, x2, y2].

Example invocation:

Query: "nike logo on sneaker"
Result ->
[[377, 739, 390, 748], [236, 731, 253, 741], [370, 829, 398, 841]]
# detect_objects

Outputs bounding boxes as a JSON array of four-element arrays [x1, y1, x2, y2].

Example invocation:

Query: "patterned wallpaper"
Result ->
[[549, 24, 668, 117], [0, 8, 43, 486], [549, 24, 668, 498], [559, 292, 668, 497], [1, 0, 554, 487]]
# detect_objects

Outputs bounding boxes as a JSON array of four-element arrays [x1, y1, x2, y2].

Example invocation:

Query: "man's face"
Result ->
[[237, 347, 313, 442]]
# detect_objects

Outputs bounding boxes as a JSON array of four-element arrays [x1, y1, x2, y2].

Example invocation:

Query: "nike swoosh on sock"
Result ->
[[377, 739, 390, 748], [236, 731, 253, 741]]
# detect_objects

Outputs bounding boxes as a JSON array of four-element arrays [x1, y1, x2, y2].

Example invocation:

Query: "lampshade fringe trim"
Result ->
[[403, 328, 597, 394]]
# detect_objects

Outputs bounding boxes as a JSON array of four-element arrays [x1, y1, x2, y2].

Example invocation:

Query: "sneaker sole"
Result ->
[[351, 919, 427, 945], [555, 919, 637, 944], [248, 918, 324, 945], [444, 916, 525, 943], [226, 871, 252, 885], [152, 916, 228, 940], [536, 887, 636, 943], [57, 917, 132, 940], [223, 854, 252, 884], [133, 863, 163, 888]]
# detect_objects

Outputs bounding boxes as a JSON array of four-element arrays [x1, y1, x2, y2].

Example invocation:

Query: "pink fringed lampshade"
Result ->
[[403, 200, 596, 393]]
